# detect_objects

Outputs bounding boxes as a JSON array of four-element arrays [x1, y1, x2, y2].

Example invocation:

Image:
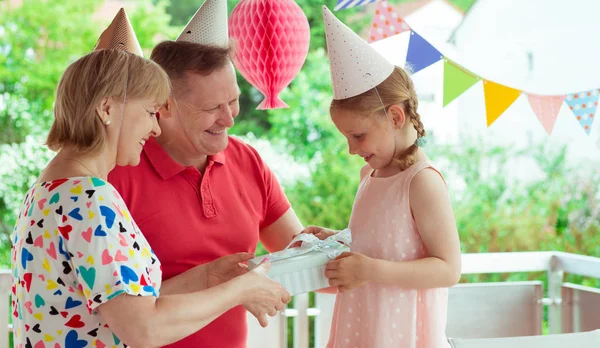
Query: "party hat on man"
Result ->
[[176, 0, 228, 47]]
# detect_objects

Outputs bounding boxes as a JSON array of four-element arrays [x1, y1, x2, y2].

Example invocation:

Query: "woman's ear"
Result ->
[[95, 97, 112, 124], [387, 104, 406, 129]]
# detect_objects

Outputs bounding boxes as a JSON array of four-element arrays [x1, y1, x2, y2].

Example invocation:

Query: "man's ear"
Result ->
[[158, 96, 175, 119], [387, 104, 406, 129]]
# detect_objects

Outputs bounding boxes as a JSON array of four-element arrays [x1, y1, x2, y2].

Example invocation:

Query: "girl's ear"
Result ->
[[387, 104, 406, 129]]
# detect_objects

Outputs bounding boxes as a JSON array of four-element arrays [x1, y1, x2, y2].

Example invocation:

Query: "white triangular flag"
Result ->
[[322, 5, 394, 100], [176, 0, 228, 47]]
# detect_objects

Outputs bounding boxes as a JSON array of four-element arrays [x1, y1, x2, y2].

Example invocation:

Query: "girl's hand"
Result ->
[[325, 252, 373, 292]]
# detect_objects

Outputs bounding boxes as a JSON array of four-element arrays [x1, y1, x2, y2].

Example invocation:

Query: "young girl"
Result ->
[[307, 7, 462, 348]]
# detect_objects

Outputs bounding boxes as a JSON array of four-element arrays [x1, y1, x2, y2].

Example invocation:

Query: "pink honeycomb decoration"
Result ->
[[229, 0, 310, 110]]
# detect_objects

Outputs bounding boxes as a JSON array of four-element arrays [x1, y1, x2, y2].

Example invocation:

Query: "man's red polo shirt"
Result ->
[[108, 136, 291, 348]]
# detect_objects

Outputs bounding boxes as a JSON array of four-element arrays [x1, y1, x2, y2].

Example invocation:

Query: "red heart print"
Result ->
[[38, 274, 45, 281], [30, 220, 35, 226], [58, 225, 72, 240], [96, 340, 106, 348], [65, 314, 85, 328], [61, 215, 67, 223], [48, 178, 68, 191], [101, 250, 113, 265], [86, 202, 92, 208], [23, 273, 32, 292], [77, 252, 84, 258], [25, 324, 30, 331], [140, 274, 149, 286], [82, 228, 92, 243], [60, 311, 69, 319], [34, 340, 45, 348]]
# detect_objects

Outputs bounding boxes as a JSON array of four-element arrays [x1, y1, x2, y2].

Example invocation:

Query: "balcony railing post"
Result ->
[[548, 255, 564, 334]]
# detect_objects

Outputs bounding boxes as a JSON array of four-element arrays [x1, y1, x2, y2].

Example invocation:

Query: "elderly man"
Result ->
[[108, 1, 303, 347]]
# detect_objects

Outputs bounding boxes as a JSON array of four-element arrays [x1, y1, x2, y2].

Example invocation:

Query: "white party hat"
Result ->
[[322, 6, 394, 100], [94, 8, 143, 56], [176, 0, 228, 47]]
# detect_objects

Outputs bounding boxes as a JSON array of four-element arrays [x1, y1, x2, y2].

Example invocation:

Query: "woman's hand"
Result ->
[[240, 260, 291, 327], [205, 252, 254, 288], [325, 252, 373, 293]]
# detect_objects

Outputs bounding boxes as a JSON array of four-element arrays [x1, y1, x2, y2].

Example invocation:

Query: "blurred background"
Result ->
[[0, 0, 599, 344]]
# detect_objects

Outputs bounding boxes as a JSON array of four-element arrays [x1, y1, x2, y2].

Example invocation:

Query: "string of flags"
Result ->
[[333, 0, 597, 136]]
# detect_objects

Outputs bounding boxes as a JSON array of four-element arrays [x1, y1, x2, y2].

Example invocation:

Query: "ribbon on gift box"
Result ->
[[267, 228, 352, 262]]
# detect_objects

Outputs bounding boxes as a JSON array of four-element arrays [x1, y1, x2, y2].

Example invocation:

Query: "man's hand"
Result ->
[[205, 252, 255, 288]]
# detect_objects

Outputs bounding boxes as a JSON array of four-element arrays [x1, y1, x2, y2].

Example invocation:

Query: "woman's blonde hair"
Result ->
[[47, 49, 171, 153], [330, 66, 425, 169]]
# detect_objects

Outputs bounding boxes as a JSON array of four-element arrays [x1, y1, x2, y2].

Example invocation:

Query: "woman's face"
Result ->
[[114, 97, 162, 166]]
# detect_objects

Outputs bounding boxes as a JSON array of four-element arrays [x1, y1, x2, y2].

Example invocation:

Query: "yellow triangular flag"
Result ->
[[483, 80, 521, 126]]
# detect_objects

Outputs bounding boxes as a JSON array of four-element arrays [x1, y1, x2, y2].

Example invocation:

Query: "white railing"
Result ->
[[0, 252, 599, 348], [246, 251, 600, 348]]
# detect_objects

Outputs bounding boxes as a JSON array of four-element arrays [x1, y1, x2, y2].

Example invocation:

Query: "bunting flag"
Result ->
[[526, 94, 565, 135], [564, 89, 598, 135], [405, 31, 443, 74], [335, 0, 378, 11], [443, 59, 480, 106], [368, 1, 410, 43], [331, 1, 600, 136], [483, 80, 521, 127]]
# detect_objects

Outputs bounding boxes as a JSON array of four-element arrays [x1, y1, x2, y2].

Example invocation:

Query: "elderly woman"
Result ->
[[11, 48, 288, 348]]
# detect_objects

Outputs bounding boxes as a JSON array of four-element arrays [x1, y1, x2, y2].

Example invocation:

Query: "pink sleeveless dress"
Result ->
[[328, 161, 451, 348]]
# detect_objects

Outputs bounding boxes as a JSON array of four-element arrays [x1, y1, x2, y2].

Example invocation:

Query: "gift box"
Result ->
[[248, 229, 352, 296]]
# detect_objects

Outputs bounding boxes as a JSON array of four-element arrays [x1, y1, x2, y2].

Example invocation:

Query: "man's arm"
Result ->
[[260, 208, 303, 253]]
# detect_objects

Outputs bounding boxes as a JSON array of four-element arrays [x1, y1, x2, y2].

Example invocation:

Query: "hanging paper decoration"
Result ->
[[443, 59, 480, 106], [564, 89, 599, 135], [483, 80, 521, 127], [405, 31, 443, 74], [335, 0, 378, 11], [368, 1, 410, 43], [229, 0, 310, 110], [526, 94, 565, 135]]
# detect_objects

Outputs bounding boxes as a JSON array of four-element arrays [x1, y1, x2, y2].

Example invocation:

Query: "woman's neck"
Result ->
[[39, 147, 113, 182]]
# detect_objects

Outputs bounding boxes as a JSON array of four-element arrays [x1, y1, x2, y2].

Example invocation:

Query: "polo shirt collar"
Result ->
[[144, 137, 227, 180]]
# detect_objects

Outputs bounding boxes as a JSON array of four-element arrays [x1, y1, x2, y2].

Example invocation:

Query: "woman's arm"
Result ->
[[160, 252, 254, 295], [98, 263, 290, 348]]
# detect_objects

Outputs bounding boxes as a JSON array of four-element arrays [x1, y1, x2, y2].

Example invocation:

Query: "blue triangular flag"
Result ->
[[335, 0, 378, 11], [405, 31, 443, 74]]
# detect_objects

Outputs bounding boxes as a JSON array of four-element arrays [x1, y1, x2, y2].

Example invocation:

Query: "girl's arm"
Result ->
[[370, 168, 461, 288], [326, 168, 461, 291]]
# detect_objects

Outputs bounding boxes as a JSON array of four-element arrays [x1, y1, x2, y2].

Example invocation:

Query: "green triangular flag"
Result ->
[[443, 59, 480, 106]]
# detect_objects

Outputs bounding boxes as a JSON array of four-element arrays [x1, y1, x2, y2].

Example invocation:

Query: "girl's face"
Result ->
[[331, 108, 398, 170]]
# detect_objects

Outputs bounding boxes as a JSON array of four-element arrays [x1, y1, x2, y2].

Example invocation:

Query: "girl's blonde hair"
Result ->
[[47, 49, 171, 153], [330, 66, 425, 169]]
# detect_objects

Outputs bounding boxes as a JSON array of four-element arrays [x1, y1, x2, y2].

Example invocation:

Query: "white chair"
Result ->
[[448, 330, 600, 348]]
